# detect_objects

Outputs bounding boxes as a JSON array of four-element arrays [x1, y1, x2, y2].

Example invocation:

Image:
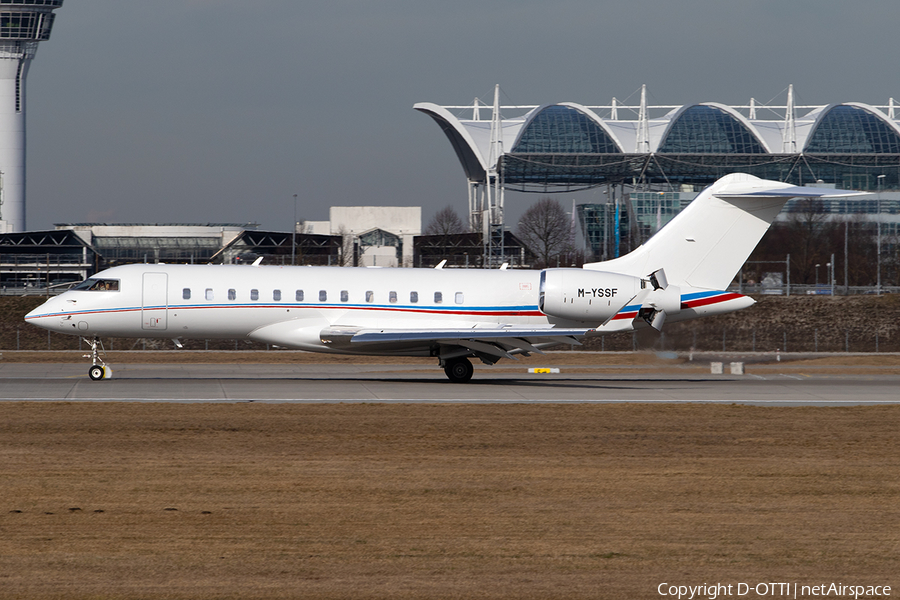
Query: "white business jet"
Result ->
[[25, 174, 857, 382]]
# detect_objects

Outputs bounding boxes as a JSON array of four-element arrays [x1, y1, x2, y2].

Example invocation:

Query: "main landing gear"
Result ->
[[442, 357, 474, 383], [83, 336, 111, 381]]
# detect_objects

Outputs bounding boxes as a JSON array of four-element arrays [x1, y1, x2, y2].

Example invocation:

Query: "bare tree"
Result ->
[[516, 197, 571, 268], [781, 198, 841, 283], [425, 206, 466, 235]]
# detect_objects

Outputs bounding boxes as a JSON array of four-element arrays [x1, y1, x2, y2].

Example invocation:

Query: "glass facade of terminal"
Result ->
[[578, 192, 900, 261], [658, 106, 766, 154], [494, 103, 900, 192], [577, 203, 616, 261], [578, 192, 699, 259], [512, 105, 620, 154], [805, 105, 900, 154], [630, 192, 694, 225]]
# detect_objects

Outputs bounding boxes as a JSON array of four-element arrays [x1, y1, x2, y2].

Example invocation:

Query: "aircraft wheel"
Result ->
[[444, 357, 474, 383], [88, 365, 105, 381]]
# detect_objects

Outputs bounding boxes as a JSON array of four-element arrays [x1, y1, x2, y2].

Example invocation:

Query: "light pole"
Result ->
[[844, 220, 849, 293], [815, 263, 821, 290], [831, 254, 836, 296], [877, 175, 885, 295], [291, 193, 298, 266]]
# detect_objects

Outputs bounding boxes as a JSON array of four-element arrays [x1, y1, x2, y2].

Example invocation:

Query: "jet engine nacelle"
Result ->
[[539, 268, 642, 324]]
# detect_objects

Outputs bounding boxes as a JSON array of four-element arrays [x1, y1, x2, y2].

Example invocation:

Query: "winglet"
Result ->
[[434, 260, 447, 269], [252, 257, 263, 266]]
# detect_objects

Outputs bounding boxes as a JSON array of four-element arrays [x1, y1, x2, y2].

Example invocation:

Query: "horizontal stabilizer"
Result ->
[[715, 184, 868, 200]]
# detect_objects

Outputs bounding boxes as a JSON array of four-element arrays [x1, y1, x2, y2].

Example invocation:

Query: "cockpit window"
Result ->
[[72, 278, 120, 291]]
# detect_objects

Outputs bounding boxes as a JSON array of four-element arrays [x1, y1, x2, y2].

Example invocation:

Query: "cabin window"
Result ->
[[366, 290, 374, 303], [273, 289, 281, 301], [73, 278, 120, 292], [205, 288, 214, 301], [455, 292, 464, 304], [410, 291, 418, 303], [228, 288, 236, 301], [319, 290, 327, 302], [296, 290, 304, 302], [434, 291, 442, 304], [250, 289, 259, 301], [183, 288, 191, 300], [340, 290, 348, 302], [389, 291, 397, 303]]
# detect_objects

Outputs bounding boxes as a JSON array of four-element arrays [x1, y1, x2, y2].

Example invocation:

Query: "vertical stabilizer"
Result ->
[[584, 174, 862, 290]]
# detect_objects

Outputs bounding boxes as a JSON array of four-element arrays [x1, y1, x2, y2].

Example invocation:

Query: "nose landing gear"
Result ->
[[83, 337, 112, 381]]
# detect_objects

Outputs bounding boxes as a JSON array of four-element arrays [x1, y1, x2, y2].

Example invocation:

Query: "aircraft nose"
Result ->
[[25, 299, 61, 330], [25, 305, 50, 328]]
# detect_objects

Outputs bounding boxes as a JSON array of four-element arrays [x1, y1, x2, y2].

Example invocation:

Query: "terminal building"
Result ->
[[0, 207, 425, 291], [578, 188, 900, 261], [417, 84, 900, 261], [305, 206, 421, 268], [416, 85, 900, 201], [0, 223, 345, 292]]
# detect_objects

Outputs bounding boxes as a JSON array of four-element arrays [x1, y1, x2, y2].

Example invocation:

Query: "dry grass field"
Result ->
[[1, 402, 898, 599]]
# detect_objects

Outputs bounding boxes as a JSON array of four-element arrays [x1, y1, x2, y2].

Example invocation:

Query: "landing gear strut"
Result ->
[[83, 336, 110, 381], [443, 357, 474, 383]]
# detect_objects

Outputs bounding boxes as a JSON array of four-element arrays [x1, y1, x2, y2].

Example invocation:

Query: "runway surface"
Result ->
[[1, 362, 898, 405]]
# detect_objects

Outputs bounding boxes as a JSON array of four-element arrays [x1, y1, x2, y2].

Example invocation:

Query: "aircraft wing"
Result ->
[[320, 326, 591, 361]]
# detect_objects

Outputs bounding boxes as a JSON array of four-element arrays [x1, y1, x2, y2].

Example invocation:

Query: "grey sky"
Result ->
[[23, 0, 900, 232]]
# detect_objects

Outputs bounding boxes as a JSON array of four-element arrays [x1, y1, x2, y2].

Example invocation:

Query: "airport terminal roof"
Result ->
[[415, 88, 900, 191]]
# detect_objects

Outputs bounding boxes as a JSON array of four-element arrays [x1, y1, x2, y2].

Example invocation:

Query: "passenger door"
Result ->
[[142, 272, 168, 330]]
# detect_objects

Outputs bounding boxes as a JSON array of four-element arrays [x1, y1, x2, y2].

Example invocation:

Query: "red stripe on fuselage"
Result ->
[[27, 305, 545, 320], [680, 293, 743, 311], [611, 293, 743, 321], [611, 311, 638, 321]]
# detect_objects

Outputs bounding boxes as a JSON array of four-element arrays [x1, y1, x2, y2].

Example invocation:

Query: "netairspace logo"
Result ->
[[657, 582, 892, 599]]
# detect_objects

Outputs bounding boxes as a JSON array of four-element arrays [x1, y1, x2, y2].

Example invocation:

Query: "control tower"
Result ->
[[0, 1, 62, 233]]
